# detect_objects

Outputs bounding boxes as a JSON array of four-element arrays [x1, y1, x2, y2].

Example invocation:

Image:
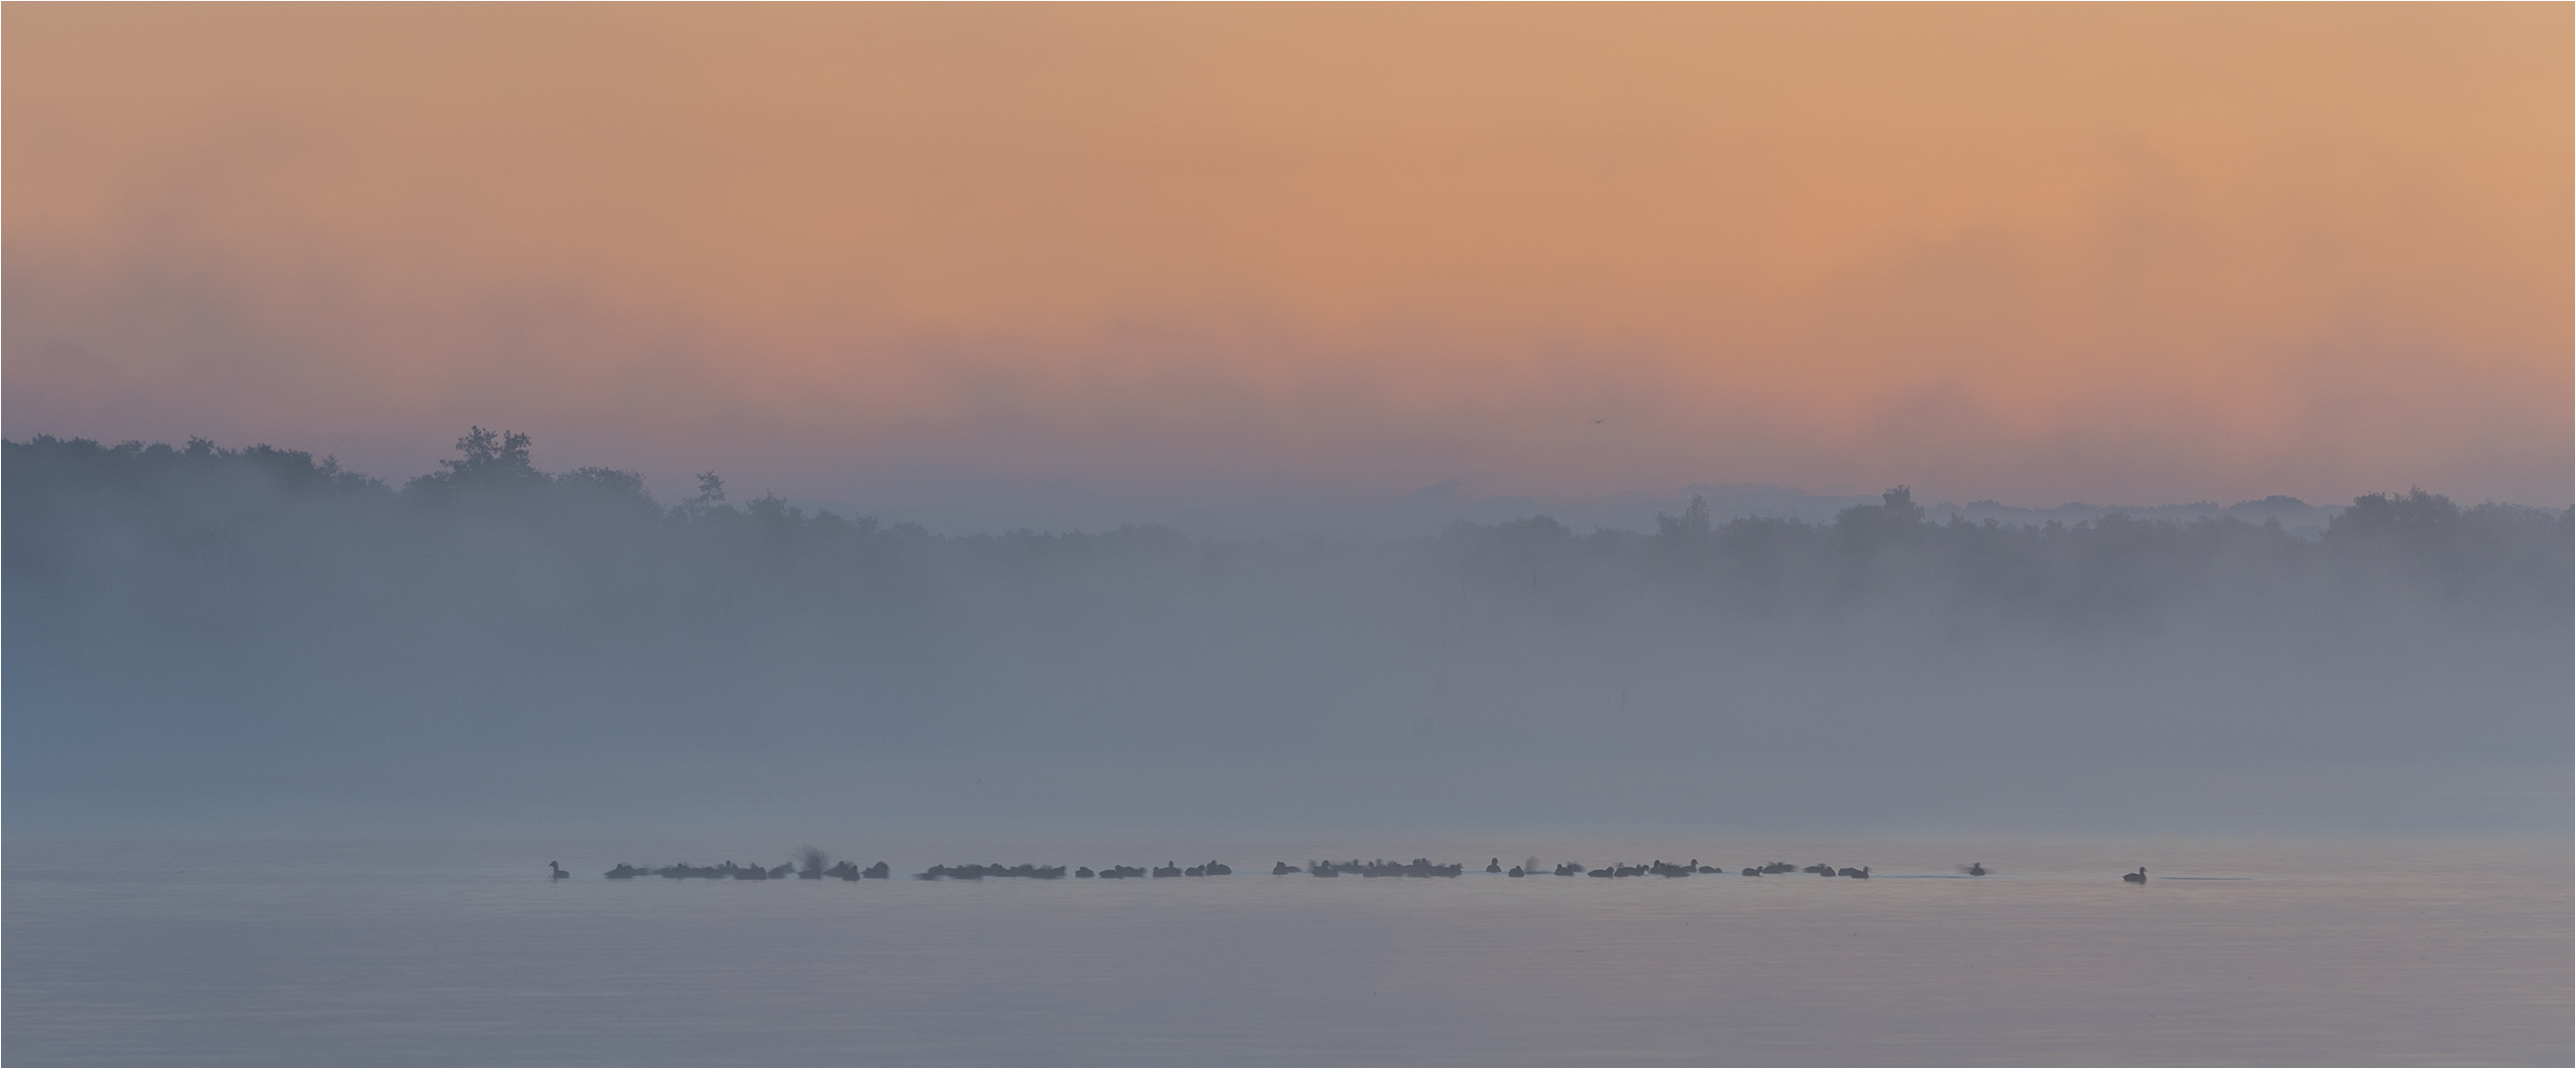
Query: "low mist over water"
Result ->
[[8, 431, 2566, 838], [9, 8, 2569, 1065]]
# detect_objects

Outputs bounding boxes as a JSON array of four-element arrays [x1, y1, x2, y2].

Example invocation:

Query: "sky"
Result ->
[[6, 4, 2568, 522]]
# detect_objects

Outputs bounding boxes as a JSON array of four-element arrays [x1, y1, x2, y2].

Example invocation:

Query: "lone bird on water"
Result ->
[[548, 861, 569, 880], [2123, 867, 2148, 884]]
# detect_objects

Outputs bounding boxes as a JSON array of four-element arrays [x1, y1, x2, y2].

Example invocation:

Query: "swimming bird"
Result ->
[[2123, 867, 2147, 884], [1508, 866, 1526, 877], [1487, 857, 1504, 873], [1741, 867, 1762, 877], [1273, 861, 1300, 875], [1076, 867, 1096, 878], [1153, 863, 1182, 878], [549, 861, 569, 880], [1205, 861, 1233, 876], [1964, 862, 1989, 877]]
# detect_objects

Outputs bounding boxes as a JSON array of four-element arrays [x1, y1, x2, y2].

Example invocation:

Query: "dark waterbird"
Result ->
[[1075, 867, 1096, 878], [1963, 862, 1990, 877], [921, 863, 1069, 880], [2124, 867, 2148, 884], [1839, 867, 1871, 879], [549, 861, 569, 880], [1273, 861, 1301, 875], [1323, 857, 1463, 877], [1487, 857, 1503, 873]]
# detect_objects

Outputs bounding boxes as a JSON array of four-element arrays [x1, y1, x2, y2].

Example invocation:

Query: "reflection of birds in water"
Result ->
[[2124, 867, 2148, 883], [548, 861, 569, 880]]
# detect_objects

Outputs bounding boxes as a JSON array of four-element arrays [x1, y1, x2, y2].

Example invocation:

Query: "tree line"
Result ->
[[8, 428, 2567, 627]]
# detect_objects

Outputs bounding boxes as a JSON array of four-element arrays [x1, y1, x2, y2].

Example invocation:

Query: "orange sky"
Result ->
[[6, 4, 2568, 513]]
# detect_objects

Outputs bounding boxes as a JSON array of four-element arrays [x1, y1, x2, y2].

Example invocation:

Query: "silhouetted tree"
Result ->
[[405, 427, 546, 500]]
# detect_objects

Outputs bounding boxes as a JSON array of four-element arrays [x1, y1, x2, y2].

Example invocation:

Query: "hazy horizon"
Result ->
[[8, 426, 2547, 542], [10, 429, 2564, 842], [6, 8, 2567, 1065]]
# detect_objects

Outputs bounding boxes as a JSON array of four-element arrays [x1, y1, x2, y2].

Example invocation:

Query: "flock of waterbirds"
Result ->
[[554, 853, 2156, 882]]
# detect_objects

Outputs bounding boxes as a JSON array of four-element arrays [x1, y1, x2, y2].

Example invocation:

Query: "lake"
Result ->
[[7, 834, 2567, 1066]]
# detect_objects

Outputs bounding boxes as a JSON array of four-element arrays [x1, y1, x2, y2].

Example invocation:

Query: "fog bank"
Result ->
[[8, 432, 2566, 837]]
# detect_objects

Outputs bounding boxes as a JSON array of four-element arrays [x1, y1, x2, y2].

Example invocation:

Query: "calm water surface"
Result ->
[[7, 835, 2567, 1066]]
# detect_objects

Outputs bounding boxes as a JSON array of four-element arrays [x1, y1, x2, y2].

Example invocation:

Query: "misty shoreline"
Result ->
[[8, 430, 2567, 838]]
